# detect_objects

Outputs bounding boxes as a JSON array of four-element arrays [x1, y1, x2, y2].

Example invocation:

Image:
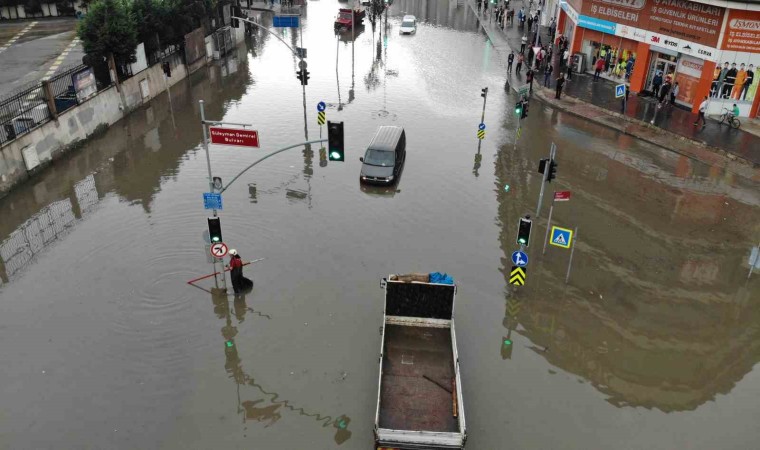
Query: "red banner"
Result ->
[[210, 127, 260, 148], [554, 191, 572, 201], [721, 9, 760, 52], [581, 0, 724, 47]]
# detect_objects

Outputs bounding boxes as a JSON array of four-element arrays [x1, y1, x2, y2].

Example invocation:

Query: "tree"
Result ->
[[77, 0, 138, 64]]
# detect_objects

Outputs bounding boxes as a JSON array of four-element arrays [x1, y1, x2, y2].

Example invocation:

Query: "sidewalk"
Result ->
[[468, 0, 760, 168]]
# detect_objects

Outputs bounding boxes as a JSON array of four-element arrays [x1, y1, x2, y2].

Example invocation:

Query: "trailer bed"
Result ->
[[379, 324, 459, 433]]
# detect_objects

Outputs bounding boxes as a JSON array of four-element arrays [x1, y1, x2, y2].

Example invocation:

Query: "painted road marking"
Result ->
[[43, 38, 81, 78], [0, 21, 38, 54]]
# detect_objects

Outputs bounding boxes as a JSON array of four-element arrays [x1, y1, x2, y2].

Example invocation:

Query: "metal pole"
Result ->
[[749, 242, 759, 280], [480, 87, 488, 124], [300, 12, 308, 140], [542, 195, 554, 255], [535, 143, 554, 218], [565, 227, 578, 284], [200, 100, 220, 289]]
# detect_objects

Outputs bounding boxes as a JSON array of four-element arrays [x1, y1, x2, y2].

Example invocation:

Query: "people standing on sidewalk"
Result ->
[[516, 52, 524, 73], [593, 57, 604, 81], [507, 51, 514, 73], [520, 35, 527, 53], [527, 15, 533, 33], [694, 96, 708, 129], [543, 64, 553, 87], [651, 71, 662, 98], [549, 17, 556, 40], [670, 82, 679, 105], [526, 68, 534, 94], [555, 73, 565, 99], [562, 48, 569, 68], [566, 60, 573, 80], [528, 46, 534, 66], [658, 80, 671, 106]]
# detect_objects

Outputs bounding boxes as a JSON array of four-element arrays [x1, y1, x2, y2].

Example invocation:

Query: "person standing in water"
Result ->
[[227, 249, 253, 294]]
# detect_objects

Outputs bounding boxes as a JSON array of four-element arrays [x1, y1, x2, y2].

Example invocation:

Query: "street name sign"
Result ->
[[210, 242, 229, 258], [273, 15, 300, 27], [554, 191, 571, 201], [550, 226, 573, 249], [615, 84, 625, 98], [203, 192, 223, 210], [210, 127, 260, 148], [511, 251, 529, 267]]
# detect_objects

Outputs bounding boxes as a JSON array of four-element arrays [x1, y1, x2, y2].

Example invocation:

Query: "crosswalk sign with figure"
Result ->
[[550, 226, 573, 249]]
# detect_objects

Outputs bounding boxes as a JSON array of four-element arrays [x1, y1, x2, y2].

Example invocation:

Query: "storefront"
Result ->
[[556, 0, 760, 117]]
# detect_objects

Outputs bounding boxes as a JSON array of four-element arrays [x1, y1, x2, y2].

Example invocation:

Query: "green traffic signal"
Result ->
[[504, 339, 512, 345], [208, 217, 222, 243], [226, 340, 234, 348], [514, 101, 523, 116]]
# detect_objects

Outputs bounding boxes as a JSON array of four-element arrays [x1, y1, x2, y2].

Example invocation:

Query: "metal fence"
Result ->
[[0, 64, 88, 146]]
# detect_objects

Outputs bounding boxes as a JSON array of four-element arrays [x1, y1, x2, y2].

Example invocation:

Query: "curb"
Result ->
[[531, 86, 759, 170]]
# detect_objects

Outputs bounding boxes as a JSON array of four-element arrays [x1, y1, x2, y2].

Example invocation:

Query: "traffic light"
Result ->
[[296, 68, 310, 86], [538, 158, 548, 174], [208, 216, 222, 243], [521, 100, 529, 118], [501, 337, 513, 359], [516, 216, 532, 246], [514, 101, 523, 116], [327, 121, 344, 161], [481, 87, 488, 98], [547, 159, 558, 182]]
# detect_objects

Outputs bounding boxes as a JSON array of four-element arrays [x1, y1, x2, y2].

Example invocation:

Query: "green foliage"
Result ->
[[77, 0, 139, 64]]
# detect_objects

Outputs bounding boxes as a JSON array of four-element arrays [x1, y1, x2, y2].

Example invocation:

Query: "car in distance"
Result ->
[[360, 126, 406, 185], [399, 15, 416, 35]]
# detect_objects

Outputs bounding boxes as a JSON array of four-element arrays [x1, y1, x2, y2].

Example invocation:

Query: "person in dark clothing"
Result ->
[[507, 51, 514, 73], [527, 16, 533, 32], [566, 62, 573, 80], [526, 68, 534, 93], [651, 71, 662, 97], [527, 46, 534, 66], [555, 73, 565, 99], [544, 64, 553, 87], [658, 81, 671, 105], [227, 249, 253, 294]]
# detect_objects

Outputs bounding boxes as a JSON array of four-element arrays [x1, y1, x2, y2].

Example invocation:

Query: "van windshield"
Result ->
[[364, 149, 395, 167]]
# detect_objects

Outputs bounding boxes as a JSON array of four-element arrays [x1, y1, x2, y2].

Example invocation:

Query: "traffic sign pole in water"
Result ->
[[542, 193, 555, 255], [536, 143, 555, 218], [565, 227, 579, 284], [200, 100, 222, 289]]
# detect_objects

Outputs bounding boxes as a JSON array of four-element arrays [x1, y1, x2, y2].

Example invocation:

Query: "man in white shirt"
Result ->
[[694, 96, 708, 129]]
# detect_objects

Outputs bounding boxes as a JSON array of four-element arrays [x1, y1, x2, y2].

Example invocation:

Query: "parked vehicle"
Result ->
[[374, 273, 467, 449], [399, 15, 416, 34], [360, 126, 406, 185], [334, 8, 365, 31]]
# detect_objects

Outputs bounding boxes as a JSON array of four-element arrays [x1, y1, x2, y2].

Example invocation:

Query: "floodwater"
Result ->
[[1, 1, 759, 449]]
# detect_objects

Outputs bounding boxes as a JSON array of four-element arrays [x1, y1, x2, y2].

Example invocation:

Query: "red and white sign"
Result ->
[[210, 242, 229, 258], [554, 191, 572, 201], [210, 127, 260, 148]]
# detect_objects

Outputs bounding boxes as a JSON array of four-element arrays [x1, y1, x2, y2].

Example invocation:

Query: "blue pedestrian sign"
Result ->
[[479, 122, 486, 130], [203, 192, 223, 210], [511, 251, 529, 267], [317, 101, 326, 112], [615, 84, 626, 98], [550, 226, 573, 249]]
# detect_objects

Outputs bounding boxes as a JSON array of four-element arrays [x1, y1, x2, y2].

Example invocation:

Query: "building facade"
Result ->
[[553, 0, 760, 117]]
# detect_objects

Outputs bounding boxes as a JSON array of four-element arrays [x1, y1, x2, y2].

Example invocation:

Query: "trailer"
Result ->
[[374, 274, 467, 449]]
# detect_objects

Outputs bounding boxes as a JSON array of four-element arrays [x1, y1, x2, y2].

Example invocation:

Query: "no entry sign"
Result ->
[[210, 242, 229, 258], [210, 127, 260, 148]]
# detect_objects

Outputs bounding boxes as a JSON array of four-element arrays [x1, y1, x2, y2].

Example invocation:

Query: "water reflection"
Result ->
[[209, 289, 352, 445], [494, 115, 760, 412]]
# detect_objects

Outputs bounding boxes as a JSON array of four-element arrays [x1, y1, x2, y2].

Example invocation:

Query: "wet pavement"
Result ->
[[468, 0, 760, 166], [1, 1, 759, 449]]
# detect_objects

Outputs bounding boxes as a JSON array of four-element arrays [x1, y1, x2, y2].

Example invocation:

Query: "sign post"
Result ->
[[543, 190, 571, 255], [536, 142, 556, 218], [565, 227, 579, 284]]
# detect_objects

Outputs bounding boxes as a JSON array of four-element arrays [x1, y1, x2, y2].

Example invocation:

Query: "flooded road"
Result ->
[[1, 1, 759, 449]]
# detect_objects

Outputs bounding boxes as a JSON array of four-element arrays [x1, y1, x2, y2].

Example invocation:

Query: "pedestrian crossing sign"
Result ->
[[615, 84, 625, 98], [550, 226, 573, 249]]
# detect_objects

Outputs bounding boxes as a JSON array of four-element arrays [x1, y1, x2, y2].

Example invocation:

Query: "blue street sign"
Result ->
[[479, 123, 486, 130], [615, 84, 626, 98], [550, 226, 573, 249], [317, 101, 326, 112], [273, 15, 300, 28], [203, 192, 223, 210], [511, 251, 529, 267]]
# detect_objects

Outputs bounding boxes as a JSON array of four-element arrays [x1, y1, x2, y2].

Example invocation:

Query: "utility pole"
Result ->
[[535, 142, 555, 218]]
